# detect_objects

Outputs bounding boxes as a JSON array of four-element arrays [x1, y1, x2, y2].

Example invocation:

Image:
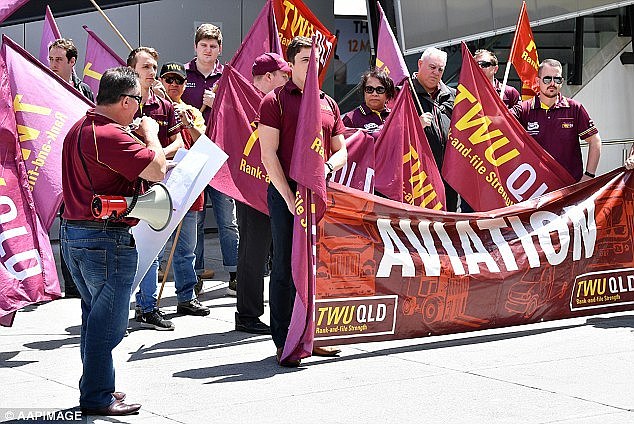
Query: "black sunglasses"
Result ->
[[164, 76, 185, 85], [120, 93, 142, 104], [364, 85, 386, 94], [477, 60, 496, 68], [541, 76, 564, 84]]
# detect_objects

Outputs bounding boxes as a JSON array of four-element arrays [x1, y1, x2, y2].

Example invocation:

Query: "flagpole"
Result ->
[[500, 1, 525, 100], [156, 220, 183, 306], [88, 0, 133, 51], [407, 76, 424, 114]]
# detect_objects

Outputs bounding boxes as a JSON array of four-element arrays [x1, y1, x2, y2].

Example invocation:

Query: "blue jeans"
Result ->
[[60, 221, 137, 410], [267, 183, 296, 348], [171, 210, 198, 302], [195, 186, 239, 273], [136, 211, 199, 311]]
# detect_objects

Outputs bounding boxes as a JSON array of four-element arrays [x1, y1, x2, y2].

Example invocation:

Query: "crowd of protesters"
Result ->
[[51, 14, 634, 414]]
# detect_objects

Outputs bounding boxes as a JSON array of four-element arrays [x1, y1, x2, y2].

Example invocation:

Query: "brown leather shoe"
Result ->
[[276, 347, 301, 367], [112, 392, 126, 401], [199, 268, 215, 279], [81, 399, 141, 416], [312, 346, 341, 357]]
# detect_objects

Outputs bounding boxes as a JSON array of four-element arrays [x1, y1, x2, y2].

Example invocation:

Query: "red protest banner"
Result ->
[[509, 1, 540, 100], [0, 54, 61, 327], [229, 0, 282, 80], [0, 0, 28, 24], [375, 1, 408, 85], [329, 129, 375, 193], [39, 5, 62, 65], [283, 41, 323, 363], [208, 65, 268, 215], [314, 171, 634, 346], [374, 79, 445, 210], [443, 43, 574, 212], [273, 0, 336, 85], [82, 25, 127, 95], [2, 35, 94, 230]]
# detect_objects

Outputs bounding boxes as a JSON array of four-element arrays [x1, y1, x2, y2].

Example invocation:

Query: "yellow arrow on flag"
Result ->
[[83, 62, 102, 81], [22, 148, 31, 160]]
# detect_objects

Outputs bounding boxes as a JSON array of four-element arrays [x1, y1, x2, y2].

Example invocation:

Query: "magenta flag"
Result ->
[[2, 35, 93, 230], [82, 25, 126, 95], [0, 55, 61, 327], [0, 0, 28, 24], [229, 0, 282, 80], [39, 5, 61, 65], [329, 129, 375, 193], [443, 43, 575, 211], [374, 79, 446, 210], [375, 1, 408, 85], [282, 41, 323, 363], [208, 65, 268, 215]]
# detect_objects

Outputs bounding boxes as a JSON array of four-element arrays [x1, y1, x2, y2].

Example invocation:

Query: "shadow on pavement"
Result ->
[[309, 322, 585, 366], [126, 330, 269, 362], [586, 314, 634, 329], [0, 351, 37, 368], [173, 355, 303, 384]]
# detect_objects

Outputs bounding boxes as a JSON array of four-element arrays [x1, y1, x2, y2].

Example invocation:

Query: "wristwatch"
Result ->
[[584, 170, 595, 178]]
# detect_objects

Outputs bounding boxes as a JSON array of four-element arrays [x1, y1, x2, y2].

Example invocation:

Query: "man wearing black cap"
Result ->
[[234, 53, 290, 335], [153, 61, 210, 318]]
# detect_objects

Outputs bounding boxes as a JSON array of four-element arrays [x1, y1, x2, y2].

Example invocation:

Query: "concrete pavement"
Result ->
[[1, 234, 633, 423]]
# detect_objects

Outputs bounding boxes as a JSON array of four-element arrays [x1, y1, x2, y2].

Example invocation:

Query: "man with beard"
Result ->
[[512, 59, 602, 182]]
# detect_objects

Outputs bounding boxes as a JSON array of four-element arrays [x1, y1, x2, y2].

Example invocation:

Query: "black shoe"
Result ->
[[138, 309, 175, 331], [226, 278, 237, 297], [235, 314, 271, 335], [177, 298, 210, 316]]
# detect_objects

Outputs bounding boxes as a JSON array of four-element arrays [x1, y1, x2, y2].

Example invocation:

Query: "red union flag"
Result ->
[[229, 0, 283, 80], [374, 79, 445, 210], [282, 41, 322, 363], [82, 25, 126, 95], [0, 0, 28, 24], [442, 43, 574, 212], [273, 0, 336, 86], [375, 1, 408, 85], [0, 54, 60, 327], [39, 5, 61, 65], [208, 65, 268, 215], [509, 1, 539, 100], [329, 129, 375, 193], [2, 35, 93, 230]]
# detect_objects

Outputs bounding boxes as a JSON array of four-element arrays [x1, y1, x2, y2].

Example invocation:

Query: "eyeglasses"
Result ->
[[120, 94, 142, 104], [364, 86, 386, 94], [541, 76, 564, 85], [164, 76, 185, 85], [477, 60, 496, 68]]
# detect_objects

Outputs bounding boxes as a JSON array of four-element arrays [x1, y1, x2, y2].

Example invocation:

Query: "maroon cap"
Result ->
[[252, 53, 291, 76]]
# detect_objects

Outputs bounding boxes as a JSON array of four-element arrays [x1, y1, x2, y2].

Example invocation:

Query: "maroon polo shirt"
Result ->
[[494, 79, 520, 109], [62, 110, 155, 223], [134, 90, 181, 147], [181, 59, 224, 123], [512, 93, 598, 181], [257, 80, 346, 179], [342, 103, 390, 133]]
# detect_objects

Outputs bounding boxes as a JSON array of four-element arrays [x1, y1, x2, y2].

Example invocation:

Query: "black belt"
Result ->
[[67, 220, 131, 229]]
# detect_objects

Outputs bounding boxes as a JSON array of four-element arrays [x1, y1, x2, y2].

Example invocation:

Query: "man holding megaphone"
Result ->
[[60, 67, 166, 416]]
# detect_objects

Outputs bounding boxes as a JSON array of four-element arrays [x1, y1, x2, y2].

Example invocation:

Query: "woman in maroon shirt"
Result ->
[[343, 69, 395, 133]]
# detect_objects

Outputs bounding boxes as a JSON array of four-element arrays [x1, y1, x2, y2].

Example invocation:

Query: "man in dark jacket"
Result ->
[[411, 47, 458, 212]]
